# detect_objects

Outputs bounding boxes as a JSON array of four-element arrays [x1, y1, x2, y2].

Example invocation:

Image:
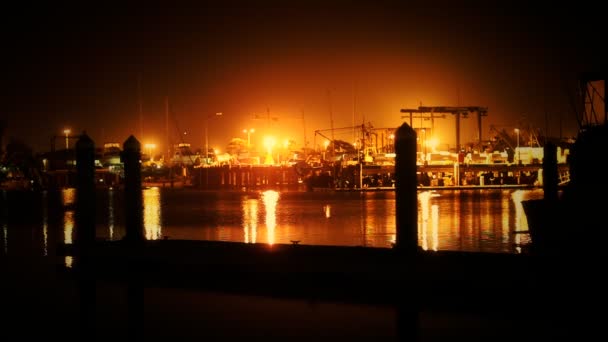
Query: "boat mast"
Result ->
[[165, 96, 170, 162], [301, 109, 307, 159], [328, 89, 335, 160], [138, 73, 144, 142]]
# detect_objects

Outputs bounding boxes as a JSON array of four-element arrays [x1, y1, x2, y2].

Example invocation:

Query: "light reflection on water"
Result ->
[[62, 188, 75, 267], [2, 187, 546, 256], [242, 198, 258, 244], [261, 190, 279, 245], [108, 187, 115, 240], [143, 187, 162, 240], [2, 222, 7, 255]]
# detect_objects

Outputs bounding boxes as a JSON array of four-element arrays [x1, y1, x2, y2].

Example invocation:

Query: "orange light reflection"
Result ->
[[143, 187, 162, 240], [242, 198, 259, 244], [262, 190, 279, 245]]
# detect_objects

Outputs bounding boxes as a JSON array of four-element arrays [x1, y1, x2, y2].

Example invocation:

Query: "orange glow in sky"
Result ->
[[3, 3, 603, 153]]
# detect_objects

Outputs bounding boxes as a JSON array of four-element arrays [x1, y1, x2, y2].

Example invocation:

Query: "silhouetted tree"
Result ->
[[3, 138, 36, 177]]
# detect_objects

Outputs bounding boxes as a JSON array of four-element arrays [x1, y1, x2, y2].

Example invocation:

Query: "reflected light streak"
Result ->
[[452, 191, 461, 245], [482, 197, 492, 250], [501, 196, 510, 244], [242, 199, 259, 243], [262, 190, 279, 245], [2, 223, 7, 255], [64, 211, 74, 244], [511, 190, 529, 230], [65, 256, 73, 268], [385, 201, 397, 247], [64, 209, 74, 268], [62, 188, 76, 207], [43, 191, 48, 256], [419, 191, 431, 251], [324, 205, 331, 218], [362, 200, 376, 247], [108, 188, 114, 240], [431, 204, 439, 251], [511, 190, 529, 250], [466, 193, 475, 248], [1, 191, 6, 255], [143, 188, 162, 240]]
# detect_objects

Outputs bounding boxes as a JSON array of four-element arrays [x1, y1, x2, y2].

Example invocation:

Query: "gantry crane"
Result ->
[[400, 106, 488, 151]]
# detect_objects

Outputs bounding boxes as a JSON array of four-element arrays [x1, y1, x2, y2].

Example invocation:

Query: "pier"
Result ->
[[40, 161, 569, 191]]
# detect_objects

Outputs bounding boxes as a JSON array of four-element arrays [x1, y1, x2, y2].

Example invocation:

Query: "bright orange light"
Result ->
[[262, 190, 279, 245], [144, 143, 156, 161], [263, 136, 276, 165], [427, 137, 439, 151], [263, 136, 276, 151]]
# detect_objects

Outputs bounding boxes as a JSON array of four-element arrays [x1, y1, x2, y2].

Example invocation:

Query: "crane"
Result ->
[[400, 106, 488, 151]]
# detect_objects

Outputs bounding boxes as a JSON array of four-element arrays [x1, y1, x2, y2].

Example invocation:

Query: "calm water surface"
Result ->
[[1, 187, 542, 258]]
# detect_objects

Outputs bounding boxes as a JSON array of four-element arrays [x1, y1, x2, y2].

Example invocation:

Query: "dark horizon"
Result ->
[[2, 2, 605, 153]]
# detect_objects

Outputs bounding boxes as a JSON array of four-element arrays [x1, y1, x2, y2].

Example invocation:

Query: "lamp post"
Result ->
[[63, 129, 71, 150], [514, 128, 520, 164], [243, 128, 255, 150]]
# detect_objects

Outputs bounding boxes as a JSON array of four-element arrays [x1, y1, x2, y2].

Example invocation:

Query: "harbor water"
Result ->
[[1, 187, 543, 258]]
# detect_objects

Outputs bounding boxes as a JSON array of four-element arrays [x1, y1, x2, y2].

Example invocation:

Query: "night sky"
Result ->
[[2, 1, 605, 153]]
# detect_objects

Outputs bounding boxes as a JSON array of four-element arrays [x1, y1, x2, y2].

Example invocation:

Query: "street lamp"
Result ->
[[63, 129, 71, 150], [243, 128, 255, 149], [263, 136, 276, 165], [514, 128, 520, 164]]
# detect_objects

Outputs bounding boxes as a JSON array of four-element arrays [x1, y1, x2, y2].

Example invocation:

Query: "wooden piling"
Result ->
[[543, 142, 558, 203], [74, 133, 96, 340], [395, 123, 418, 254], [394, 122, 419, 341], [121, 135, 145, 340], [121, 136, 144, 243]]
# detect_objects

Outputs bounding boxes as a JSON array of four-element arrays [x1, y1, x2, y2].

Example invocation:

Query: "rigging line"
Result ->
[[584, 85, 600, 125]]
